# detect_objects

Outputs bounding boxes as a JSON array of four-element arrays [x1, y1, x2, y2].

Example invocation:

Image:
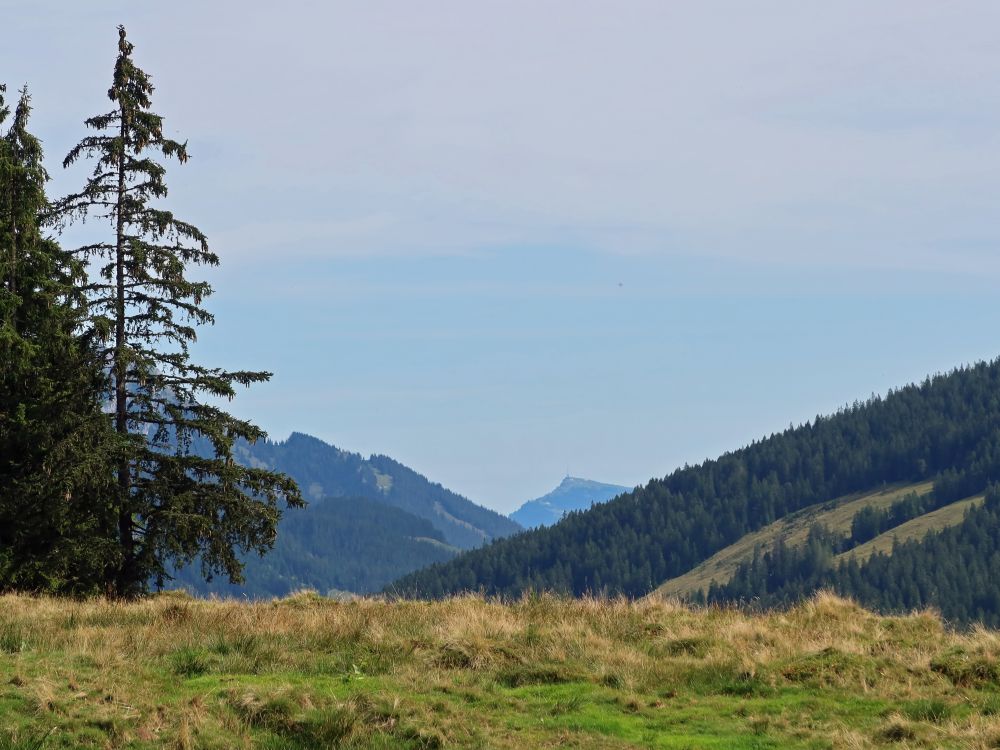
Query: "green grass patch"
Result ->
[[0, 729, 54, 750], [0, 625, 29, 655]]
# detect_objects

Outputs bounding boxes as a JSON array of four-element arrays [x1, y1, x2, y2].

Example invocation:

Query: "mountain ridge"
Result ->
[[224, 431, 522, 549], [171, 431, 521, 596]]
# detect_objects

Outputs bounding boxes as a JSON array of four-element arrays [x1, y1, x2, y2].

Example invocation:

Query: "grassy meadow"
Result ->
[[2, 591, 1000, 748]]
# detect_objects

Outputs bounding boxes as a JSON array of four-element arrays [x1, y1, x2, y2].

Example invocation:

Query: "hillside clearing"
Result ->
[[4, 592, 1000, 748], [836, 494, 984, 564], [653, 482, 934, 600]]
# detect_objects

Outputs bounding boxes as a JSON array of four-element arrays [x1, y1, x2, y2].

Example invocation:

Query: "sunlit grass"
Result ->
[[2, 590, 1000, 747]]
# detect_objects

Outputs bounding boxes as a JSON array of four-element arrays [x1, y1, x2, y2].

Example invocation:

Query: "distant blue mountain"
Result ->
[[510, 477, 630, 528], [170, 431, 523, 596], [193, 431, 522, 549]]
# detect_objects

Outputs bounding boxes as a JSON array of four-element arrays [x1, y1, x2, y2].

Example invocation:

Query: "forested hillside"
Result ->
[[169, 496, 459, 596], [224, 432, 521, 550], [168, 432, 520, 595], [652, 481, 938, 600], [391, 359, 1000, 604], [701, 486, 1000, 625]]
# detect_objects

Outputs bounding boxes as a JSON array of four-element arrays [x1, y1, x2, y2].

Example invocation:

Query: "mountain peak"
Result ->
[[559, 476, 605, 488], [285, 431, 330, 446], [510, 477, 630, 529]]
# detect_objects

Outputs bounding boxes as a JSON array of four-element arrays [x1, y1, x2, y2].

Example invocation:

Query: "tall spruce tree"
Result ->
[[55, 27, 302, 597], [0, 86, 119, 594]]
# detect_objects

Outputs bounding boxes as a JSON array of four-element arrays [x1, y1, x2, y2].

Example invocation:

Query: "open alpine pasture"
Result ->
[[4, 592, 1000, 748]]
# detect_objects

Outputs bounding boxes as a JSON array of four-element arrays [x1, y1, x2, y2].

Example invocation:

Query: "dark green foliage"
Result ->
[[169, 495, 460, 596], [0, 86, 119, 595], [707, 487, 1000, 626], [706, 488, 961, 611], [849, 491, 944, 546], [391, 359, 1000, 600], [836, 488, 1000, 625], [54, 27, 301, 597], [707, 525, 842, 607]]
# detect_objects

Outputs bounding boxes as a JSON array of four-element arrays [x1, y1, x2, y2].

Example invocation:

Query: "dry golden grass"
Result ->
[[653, 482, 937, 599], [836, 494, 984, 564], [1, 589, 1000, 748]]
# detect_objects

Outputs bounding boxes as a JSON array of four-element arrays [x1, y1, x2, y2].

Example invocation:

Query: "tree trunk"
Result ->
[[113, 109, 135, 597]]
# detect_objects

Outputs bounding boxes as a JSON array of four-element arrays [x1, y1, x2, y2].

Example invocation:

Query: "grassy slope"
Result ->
[[654, 482, 934, 599], [836, 495, 984, 564], [5, 593, 1000, 748]]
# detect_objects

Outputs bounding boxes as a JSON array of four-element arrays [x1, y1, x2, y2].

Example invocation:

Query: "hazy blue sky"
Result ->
[[5, 2, 1000, 513]]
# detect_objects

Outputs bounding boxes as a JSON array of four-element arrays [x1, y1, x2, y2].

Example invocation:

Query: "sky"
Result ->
[[4, 1, 1000, 514]]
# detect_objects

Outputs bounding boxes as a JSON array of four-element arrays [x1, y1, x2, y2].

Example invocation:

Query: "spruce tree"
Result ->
[[0, 86, 119, 594], [56, 27, 302, 597]]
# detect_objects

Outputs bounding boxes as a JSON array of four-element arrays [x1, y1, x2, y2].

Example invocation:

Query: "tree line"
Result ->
[[390, 359, 1000, 600], [0, 27, 301, 598]]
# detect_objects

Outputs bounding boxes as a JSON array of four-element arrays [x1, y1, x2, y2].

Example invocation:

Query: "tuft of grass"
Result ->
[[684, 661, 775, 697], [979, 693, 1000, 716], [901, 698, 953, 723], [169, 647, 211, 678], [495, 664, 582, 688], [0, 729, 53, 750], [0, 624, 28, 654], [931, 646, 1000, 687], [780, 646, 876, 688], [228, 689, 299, 733], [663, 636, 713, 657], [549, 693, 585, 716], [877, 716, 918, 742]]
